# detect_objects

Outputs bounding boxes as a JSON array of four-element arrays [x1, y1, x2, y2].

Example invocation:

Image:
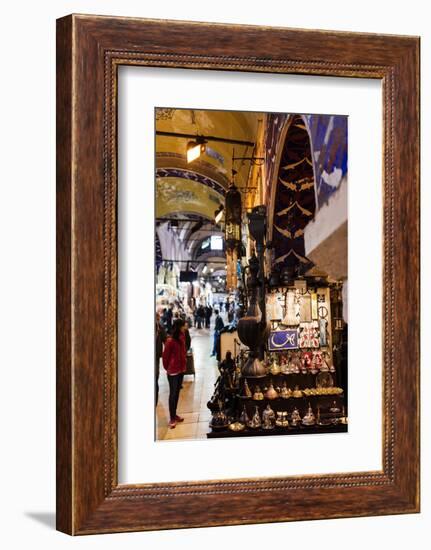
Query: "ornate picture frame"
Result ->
[[56, 14, 420, 534]]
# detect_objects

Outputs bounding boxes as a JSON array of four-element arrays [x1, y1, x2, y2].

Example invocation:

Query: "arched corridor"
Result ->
[[154, 107, 348, 441]]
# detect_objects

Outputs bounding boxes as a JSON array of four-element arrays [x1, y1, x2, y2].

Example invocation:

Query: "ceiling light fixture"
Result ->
[[186, 137, 207, 163]]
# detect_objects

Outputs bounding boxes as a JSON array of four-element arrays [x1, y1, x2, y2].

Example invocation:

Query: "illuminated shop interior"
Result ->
[[155, 107, 348, 441]]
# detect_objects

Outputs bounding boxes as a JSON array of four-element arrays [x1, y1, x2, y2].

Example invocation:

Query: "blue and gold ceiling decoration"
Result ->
[[265, 111, 348, 273], [156, 167, 226, 198], [265, 113, 348, 208], [155, 108, 259, 273]]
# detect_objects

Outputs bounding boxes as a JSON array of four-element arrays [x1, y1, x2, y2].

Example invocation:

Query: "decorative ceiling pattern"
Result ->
[[264, 112, 348, 209], [156, 167, 226, 197], [156, 177, 224, 220], [155, 108, 259, 189], [155, 108, 261, 277], [271, 115, 316, 269], [304, 114, 348, 204], [157, 152, 231, 188]]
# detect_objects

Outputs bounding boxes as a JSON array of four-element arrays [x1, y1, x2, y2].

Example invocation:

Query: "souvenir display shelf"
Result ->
[[207, 280, 348, 438], [207, 423, 347, 438]]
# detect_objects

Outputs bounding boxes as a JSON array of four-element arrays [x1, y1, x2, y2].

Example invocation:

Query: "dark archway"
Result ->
[[271, 115, 316, 273]]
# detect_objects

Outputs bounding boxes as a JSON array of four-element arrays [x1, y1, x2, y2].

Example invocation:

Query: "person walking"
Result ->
[[205, 304, 213, 329], [162, 319, 187, 429], [227, 303, 234, 323], [196, 304, 205, 329], [155, 312, 167, 407], [161, 307, 168, 328], [184, 321, 191, 351], [211, 309, 224, 360], [165, 304, 174, 333]]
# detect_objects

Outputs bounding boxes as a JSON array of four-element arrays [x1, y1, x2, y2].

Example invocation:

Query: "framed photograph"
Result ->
[[56, 14, 420, 534]]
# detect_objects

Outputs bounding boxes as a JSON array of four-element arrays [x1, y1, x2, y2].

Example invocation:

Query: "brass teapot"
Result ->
[[252, 385, 264, 401], [280, 381, 292, 399], [210, 401, 229, 430], [228, 421, 245, 432], [292, 385, 303, 398], [269, 355, 281, 376], [265, 382, 279, 400]]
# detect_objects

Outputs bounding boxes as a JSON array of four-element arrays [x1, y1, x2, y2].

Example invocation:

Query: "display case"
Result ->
[[207, 279, 348, 438]]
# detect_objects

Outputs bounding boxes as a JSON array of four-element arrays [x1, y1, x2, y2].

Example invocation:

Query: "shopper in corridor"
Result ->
[[162, 318, 187, 428]]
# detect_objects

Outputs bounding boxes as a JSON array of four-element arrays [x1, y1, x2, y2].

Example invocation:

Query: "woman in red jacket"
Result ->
[[162, 318, 187, 428]]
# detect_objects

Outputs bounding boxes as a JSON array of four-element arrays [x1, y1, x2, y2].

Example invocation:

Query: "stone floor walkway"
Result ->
[[156, 321, 220, 441]]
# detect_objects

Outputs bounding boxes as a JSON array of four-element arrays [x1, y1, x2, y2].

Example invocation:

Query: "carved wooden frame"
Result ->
[[56, 14, 420, 534]]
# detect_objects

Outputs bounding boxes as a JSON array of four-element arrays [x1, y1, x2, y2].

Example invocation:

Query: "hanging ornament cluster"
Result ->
[[226, 247, 238, 291], [224, 171, 242, 248], [224, 169, 242, 291]]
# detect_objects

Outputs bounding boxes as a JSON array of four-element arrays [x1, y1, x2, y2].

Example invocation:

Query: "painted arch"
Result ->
[[269, 114, 316, 270]]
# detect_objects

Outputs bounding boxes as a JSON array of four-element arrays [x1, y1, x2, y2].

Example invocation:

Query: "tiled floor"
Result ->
[[156, 321, 220, 441]]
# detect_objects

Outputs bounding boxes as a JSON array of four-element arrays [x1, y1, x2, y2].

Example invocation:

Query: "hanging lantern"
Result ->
[[225, 178, 242, 249], [224, 172, 242, 292]]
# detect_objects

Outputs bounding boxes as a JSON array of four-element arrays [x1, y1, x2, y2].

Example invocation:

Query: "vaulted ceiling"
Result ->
[[156, 108, 260, 196], [155, 108, 262, 275]]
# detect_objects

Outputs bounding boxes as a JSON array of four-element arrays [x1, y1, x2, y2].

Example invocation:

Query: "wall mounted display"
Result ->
[[57, 14, 420, 535], [268, 329, 299, 351], [298, 322, 320, 348]]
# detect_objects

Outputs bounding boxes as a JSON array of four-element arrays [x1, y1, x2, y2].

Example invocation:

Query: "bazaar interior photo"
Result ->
[[154, 107, 348, 441]]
